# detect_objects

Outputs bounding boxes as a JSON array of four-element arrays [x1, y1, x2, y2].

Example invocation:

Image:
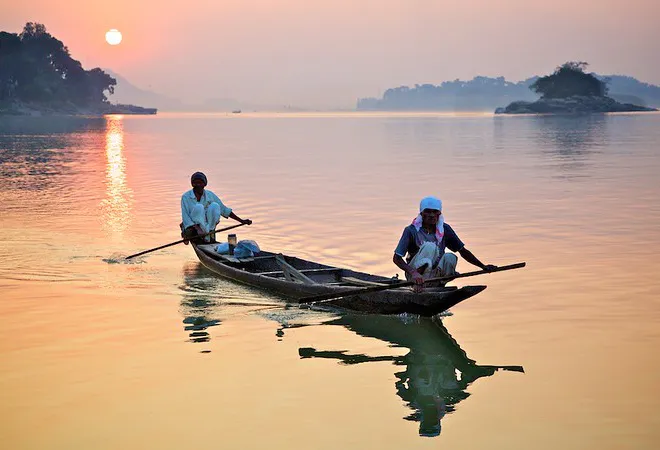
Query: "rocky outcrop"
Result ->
[[495, 95, 657, 114]]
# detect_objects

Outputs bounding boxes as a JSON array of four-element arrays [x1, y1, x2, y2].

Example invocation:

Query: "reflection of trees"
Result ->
[[494, 113, 609, 177], [530, 114, 608, 177], [291, 315, 523, 437], [0, 116, 105, 192], [179, 262, 223, 345], [0, 115, 106, 134], [533, 114, 607, 158]]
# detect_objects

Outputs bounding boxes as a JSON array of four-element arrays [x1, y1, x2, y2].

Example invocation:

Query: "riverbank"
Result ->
[[0, 101, 157, 116]]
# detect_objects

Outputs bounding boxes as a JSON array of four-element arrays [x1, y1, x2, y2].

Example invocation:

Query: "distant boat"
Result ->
[[232, 109, 241, 114]]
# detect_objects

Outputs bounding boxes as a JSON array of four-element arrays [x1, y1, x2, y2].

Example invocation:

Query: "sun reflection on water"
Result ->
[[101, 115, 133, 238]]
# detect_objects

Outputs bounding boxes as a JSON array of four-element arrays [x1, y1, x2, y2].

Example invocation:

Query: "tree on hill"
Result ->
[[530, 62, 607, 99], [0, 22, 116, 108]]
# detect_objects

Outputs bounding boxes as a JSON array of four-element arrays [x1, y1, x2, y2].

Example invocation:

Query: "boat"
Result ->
[[191, 242, 487, 316]]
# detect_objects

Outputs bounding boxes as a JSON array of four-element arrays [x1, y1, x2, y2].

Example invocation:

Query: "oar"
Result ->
[[125, 222, 248, 260], [480, 364, 525, 373], [299, 262, 526, 304]]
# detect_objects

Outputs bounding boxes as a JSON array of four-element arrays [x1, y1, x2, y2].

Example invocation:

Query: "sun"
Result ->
[[105, 29, 122, 46]]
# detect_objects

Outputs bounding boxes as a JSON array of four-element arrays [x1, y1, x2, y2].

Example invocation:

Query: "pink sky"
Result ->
[[3, 0, 659, 108]]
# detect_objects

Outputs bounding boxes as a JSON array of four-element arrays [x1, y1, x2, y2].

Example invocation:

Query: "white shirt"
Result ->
[[181, 189, 232, 229]]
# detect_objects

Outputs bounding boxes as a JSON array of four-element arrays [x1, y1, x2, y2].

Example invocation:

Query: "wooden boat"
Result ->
[[192, 242, 486, 316]]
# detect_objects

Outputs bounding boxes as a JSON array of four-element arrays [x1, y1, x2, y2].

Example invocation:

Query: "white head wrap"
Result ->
[[419, 196, 442, 212], [413, 196, 444, 240]]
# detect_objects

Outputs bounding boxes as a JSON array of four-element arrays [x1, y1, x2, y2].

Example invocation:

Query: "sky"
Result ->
[[3, 0, 660, 108]]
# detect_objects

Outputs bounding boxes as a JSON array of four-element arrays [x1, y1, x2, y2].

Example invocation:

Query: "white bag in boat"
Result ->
[[233, 240, 260, 258], [214, 242, 230, 254]]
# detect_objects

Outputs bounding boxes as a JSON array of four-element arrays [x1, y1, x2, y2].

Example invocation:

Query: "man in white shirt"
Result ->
[[181, 172, 252, 243]]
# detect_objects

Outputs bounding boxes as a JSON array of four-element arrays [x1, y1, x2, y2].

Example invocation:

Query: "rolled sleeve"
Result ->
[[443, 224, 465, 252], [219, 204, 232, 219], [394, 227, 413, 257]]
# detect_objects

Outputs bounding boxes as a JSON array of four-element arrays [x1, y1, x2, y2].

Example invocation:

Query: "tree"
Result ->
[[0, 22, 116, 107], [530, 62, 608, 99], [0, 32, 22, 101], [84, 68, 117, 103]]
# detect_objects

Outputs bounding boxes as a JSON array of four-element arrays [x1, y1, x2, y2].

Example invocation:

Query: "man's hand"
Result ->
[[411, 271, 425, 293], [241, 219, 253, 225], [482, 264, 497, 272]]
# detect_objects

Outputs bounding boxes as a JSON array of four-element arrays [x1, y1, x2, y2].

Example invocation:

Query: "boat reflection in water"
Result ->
[[179, 260, 523, 434], [292, 314, 524, 437], [179, 262, 223, 345], [179, 262, 283, 347]]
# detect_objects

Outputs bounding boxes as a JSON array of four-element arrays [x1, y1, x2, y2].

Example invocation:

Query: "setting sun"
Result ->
[[105, 29, 122, 45]]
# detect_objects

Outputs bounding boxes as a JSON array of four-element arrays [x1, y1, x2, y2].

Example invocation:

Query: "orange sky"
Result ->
[[3, 0, 659, 107]]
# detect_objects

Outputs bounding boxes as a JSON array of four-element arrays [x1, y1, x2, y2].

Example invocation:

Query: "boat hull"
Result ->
[[192, 244, 486, 316]]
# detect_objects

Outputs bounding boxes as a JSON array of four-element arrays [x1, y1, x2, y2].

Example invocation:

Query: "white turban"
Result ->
[[419, 196, 442, 212]]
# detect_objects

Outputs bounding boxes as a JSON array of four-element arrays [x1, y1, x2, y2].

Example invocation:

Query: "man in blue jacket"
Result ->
[[393, 196, 495, 292]]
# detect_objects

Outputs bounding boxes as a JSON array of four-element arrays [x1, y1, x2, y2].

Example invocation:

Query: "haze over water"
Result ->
[[1, 112, 660, 449]]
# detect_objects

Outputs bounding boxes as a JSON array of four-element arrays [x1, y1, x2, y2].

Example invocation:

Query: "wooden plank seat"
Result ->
[[341, 276, 391, 287], [275, 254, 316, 284], [258, 267, 343, 277]]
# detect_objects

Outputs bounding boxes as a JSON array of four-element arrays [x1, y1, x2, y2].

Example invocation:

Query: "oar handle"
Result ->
[[125, 222, 248, 260], [298, 262, 526, 303], [425, 262, 526, 284]]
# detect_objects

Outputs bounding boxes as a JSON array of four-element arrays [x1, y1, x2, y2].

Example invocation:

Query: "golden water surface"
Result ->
[[1, 112, 659, 449]]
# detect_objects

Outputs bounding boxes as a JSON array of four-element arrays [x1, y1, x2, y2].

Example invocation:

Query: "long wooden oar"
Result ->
[[125, 222, 248, 260], [299, 262, 526, 303], [481, 364, 525, 373]]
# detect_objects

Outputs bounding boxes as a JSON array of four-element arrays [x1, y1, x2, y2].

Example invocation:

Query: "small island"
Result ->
[[495, 62, 657, 114], [0, 22, 156, 116]]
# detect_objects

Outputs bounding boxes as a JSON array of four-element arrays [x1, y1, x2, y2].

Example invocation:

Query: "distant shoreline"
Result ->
[[0, 101, 157, 117]]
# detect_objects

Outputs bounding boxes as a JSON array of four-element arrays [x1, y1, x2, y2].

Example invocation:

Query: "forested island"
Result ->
[[357, 63, 660, 113], [0, 22, 155, 116], [495, 62, 656, 114]]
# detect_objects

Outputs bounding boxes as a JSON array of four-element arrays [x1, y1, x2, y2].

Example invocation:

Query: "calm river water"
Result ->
[[1, 112, 659, 449]]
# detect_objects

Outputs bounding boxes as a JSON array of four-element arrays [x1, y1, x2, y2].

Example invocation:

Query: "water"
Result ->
[[1, 112, 659, 449]]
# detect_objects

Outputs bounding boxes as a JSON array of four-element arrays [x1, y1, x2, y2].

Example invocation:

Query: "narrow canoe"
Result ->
[[192, 243, 486, 316]]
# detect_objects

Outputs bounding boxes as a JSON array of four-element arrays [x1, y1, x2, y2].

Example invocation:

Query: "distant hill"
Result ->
[[601, 75, 660, 108], [104, 70, 185, 111], [104, 71, 277, 112], [357, 74, 660, 111]]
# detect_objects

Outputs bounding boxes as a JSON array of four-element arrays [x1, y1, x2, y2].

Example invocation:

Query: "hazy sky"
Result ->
[[3, 0, 659, 108]]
